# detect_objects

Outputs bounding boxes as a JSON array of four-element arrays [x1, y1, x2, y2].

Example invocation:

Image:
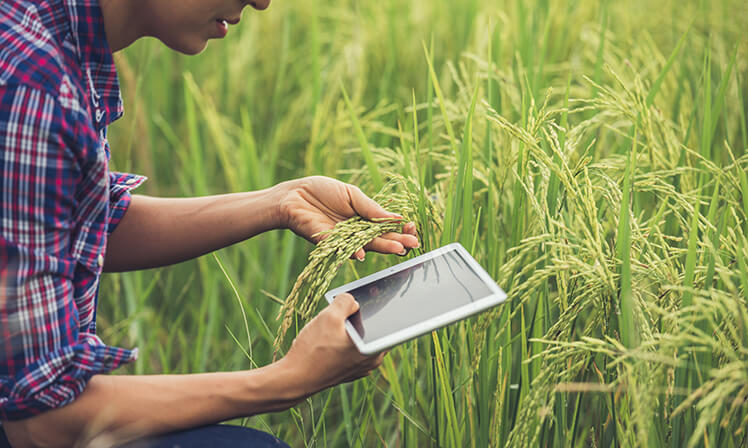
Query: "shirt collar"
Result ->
[[63, 0, 123, 127]]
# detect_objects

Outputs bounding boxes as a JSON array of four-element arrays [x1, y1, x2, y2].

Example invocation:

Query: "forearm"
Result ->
[[105, 186, 284, 271], [2, 360, 306, 448]]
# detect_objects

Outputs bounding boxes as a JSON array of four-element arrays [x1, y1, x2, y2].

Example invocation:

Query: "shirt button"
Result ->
[[97, 254, 105, 267], [125, 178, 137, 185]]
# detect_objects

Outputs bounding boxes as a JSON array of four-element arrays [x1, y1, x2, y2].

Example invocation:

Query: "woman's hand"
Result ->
[[274, 176, 419, 260], [278, 293, 385, 396]]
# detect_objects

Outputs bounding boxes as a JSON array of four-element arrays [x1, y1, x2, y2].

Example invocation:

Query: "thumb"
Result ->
[[330, 293, 360, 317], [347, 185, 403, 222]]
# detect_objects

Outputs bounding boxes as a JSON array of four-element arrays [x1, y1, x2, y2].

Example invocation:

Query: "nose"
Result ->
[[248, 0, 271, 10]]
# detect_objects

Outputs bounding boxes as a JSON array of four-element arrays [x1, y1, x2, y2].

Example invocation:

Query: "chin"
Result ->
[[180, 42, 208, 55], [159, 36, 208, 55]]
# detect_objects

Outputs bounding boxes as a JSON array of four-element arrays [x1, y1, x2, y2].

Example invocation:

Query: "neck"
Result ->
[[99, 0, 148, 52]]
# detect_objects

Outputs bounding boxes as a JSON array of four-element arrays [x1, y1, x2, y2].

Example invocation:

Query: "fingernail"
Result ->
[[357, 253, 365, 262], [398, 249, 408, 256]]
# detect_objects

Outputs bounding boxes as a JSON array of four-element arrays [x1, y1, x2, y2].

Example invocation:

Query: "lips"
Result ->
[[216, 17, 241, 25]]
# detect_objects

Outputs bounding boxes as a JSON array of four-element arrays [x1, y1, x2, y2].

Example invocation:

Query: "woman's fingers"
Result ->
[[347, 224, 419, 260], [352, 248, 366, 261], [348, 232, 417, 261], [379, 231, 419, 249], [402, 222, 417, 236], [363, 238, 405, 255], [362, 231, 419, 255]]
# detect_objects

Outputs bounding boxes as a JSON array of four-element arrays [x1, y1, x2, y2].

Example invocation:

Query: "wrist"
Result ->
[[269, 180, 296, 230], [253, 358, 311, 409]]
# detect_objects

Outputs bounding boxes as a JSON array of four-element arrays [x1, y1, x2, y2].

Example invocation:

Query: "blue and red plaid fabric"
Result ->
[[0, 0, 145, 420]]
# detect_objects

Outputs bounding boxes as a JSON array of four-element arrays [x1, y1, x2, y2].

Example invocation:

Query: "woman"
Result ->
[[0, 0, 419, 446]]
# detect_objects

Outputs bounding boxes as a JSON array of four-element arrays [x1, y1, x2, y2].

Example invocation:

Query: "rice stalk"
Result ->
[[273, 176, 441, 352]]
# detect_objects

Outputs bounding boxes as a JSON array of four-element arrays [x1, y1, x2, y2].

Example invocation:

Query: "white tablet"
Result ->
[[324, 242, 507, 355]]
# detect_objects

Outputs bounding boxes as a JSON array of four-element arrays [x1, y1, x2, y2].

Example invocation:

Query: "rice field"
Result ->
[[103, 0, 748, 446]]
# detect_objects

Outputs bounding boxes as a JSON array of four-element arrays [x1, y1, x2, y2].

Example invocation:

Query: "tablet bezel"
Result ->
[[324, 242, 507, 355]]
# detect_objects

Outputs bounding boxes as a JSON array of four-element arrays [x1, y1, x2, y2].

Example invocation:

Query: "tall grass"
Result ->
[[103, 0, 748, 445]]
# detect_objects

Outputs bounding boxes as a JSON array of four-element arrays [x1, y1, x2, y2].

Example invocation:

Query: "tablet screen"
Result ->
[[344, 249, 495, 343]]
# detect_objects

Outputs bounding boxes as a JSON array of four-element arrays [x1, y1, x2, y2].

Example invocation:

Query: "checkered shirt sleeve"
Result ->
[[0, 85, 138, 420]]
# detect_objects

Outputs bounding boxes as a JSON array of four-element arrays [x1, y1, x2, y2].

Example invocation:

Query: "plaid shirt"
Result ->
[[0, 0, 145, 420]]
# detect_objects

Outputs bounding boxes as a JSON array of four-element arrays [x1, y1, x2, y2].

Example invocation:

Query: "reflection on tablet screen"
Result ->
[[345, 250, 494, 343]]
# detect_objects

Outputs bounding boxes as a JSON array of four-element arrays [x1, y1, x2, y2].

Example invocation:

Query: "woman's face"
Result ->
[[146, 0, 271, 54]]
